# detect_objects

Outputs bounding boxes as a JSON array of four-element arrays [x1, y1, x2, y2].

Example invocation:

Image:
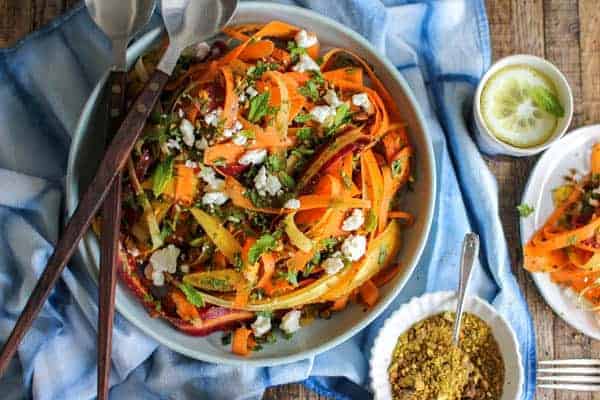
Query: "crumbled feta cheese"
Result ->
[[195, 136, 208, 150], [202, 191, 229, 206], [254, 166, 282, 197], [352, 93, 373, 113], [251, 315, 272, 337], [341, 234, 367, 261], [246, 86, 259, 98], [295, 29, 318, 48], [149, 245, 181, 286], [322, 252, 345, 275], [239, 149, 267, 166], [310, 105, 335, 125], [166, 138, 181, 150], [204, 108, 222, 127], [199, 166, 224, 190], [590, 198, 599, 207], [179, 264, 190, 274], [324, 90, 342, 108], [292, 54, 320, 73], [283, 198, 301, 210], [151, 271, 165, 286], [185, 160, 198, 169], [342, 209, 364, 232], [177, 108, 185, 118], [233, 134, 248, 146], [195, 42, 210, 59], [128, 246, 140, 257], [238, 93, 247, 103], [223, 120, 243, 138], [280, 310, 302, 334], [180, 118, 196, 147]]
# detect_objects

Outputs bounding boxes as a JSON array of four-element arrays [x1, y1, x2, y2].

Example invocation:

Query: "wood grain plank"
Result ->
[[543, 3, 591, 400], [578, 2, 600, 400], [485, 2, 554, 398], [485, 1, 557, 399]]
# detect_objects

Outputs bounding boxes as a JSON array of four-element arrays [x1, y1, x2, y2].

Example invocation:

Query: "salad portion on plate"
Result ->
[[520, 125, 600, 339], [110, 20, 414, 356]]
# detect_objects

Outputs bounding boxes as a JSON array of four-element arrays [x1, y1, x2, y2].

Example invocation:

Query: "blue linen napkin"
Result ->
[[0, 1, 536, 399]]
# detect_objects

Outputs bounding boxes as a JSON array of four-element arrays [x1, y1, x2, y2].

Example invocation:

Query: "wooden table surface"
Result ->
[[1, 0, 599, 399]]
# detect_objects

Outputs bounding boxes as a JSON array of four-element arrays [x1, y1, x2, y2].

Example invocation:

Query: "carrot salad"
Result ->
[[524, 143, 600, 310], [115, 21, 414, 356]]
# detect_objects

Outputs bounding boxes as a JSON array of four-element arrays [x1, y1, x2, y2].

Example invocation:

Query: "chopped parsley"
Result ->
[[296, 127, 313, 141], [516, 203, 534, 217], [287, 40, 307, 62], [248, 234, 278, 264], [278, 269, 299, 286], [152, 157, 174, 197], [221, 332, 232, 346], [266, 154, 285, 172], [178, 282, 205, 307], [248, 92, 272, 123], [324, 104, 351, 136], [294, 113, 312, 124]]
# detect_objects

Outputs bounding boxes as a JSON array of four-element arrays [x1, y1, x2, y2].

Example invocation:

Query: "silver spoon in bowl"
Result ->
[[452, 233, 480, 345], [0, 0, 238, 379], [84, 1, 154, 399]]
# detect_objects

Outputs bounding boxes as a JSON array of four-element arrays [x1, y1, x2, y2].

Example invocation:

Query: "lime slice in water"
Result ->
[[481, 65, 559, 148]]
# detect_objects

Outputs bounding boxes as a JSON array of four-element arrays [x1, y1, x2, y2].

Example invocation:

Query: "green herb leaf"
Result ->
[[325, 104, 351, 136], [248, 234, 278, 264], [266, 154, 285, 172], [294, 113, 312, 124], [516, 203, 534, 217], [152, 157, 174, 197], [279, 172, 295, 188], [178, 282, 205, 307], [530, 85, 565, 118], [298, 80, 320, 102], [287, 41, 307, 62], [248, 92, 271, 123], [296, 127, 313, 141]]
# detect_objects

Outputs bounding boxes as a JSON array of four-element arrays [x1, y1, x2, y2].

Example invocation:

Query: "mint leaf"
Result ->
[[287, 41, 307, 62], [530, 86, 565, 118], [152, 157, 174, 197], [294, 113, 312, 124], [516, 203, 534, 217], [296, 127, 313, 141], [325, 104, 351, 136], [248, 234, 277, 264], [248, 92, 271, 123], [178, 282, 205, 307]]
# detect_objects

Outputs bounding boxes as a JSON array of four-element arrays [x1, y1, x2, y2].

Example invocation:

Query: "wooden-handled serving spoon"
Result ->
[[0, 0, 238, 378], [84, 0, 154, 398]]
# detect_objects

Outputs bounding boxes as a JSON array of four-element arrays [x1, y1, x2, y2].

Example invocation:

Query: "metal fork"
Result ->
[[538, 360, 600, 391]]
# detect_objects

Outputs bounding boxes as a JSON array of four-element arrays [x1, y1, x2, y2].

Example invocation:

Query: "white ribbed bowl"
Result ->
[[370, 291, 523, 400]]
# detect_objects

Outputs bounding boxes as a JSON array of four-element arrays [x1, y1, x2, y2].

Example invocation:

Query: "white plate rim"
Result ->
[[520, 124, 600, 340]]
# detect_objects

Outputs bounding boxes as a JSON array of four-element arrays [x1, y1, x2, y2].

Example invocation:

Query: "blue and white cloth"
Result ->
[[0, 1, 536, 399]]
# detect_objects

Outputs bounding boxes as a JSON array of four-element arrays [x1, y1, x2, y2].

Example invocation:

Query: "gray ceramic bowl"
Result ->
[[66, 2, 436, 366]]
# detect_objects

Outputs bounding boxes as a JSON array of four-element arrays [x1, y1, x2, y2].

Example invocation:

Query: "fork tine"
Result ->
[[538, 375, 600, 383], [540, 359, 600, 366], [539, 384, 600, 391], [538, 367, 600, 374]]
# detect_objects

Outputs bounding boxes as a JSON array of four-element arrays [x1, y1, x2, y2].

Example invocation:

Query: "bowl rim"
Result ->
[[369, 291, 524, 400], [473, 54, 574, 156], [66, 1, 437, 366]]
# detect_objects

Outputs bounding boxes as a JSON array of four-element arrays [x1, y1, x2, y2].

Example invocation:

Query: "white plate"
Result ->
[[520, 124, 600, 339], [370, 291, 523, 400], [66, 2, 436, 365]]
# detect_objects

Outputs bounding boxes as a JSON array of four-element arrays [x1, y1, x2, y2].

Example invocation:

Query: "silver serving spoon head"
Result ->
[[158, 0, 238, 74], [85, 0, 156, 69], [451, 232, 480, 345]]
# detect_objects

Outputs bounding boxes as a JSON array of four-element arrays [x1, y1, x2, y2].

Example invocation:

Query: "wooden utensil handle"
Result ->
[[0, 69, 169, 377], [97, 70, 126, 400]]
